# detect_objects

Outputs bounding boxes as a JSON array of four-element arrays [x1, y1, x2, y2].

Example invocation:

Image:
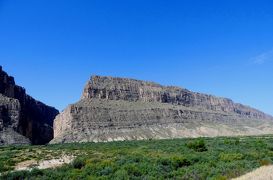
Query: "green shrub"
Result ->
[[71, 156, 86, 169], [268, 146, 273, 151], [99, 166, 114, 176], [171, 156, 191, 169], [124, 164, 142, 177], [235, 139, 240, 145], [114, 169, 129, 179], [186, 139, 208, 152], [213, 175, 228, 180], [158, 158, 172, 167], [255, 139, 267, 148], [30, 168, 44, 177], [259, 158, 272, 166], [219, 153, 244, 162], [2, 136, 273, 179], [0, 164, 13, 173], [2, 170, 29, 179]]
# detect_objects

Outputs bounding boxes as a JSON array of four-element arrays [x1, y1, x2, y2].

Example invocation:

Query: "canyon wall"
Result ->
[[51, 75, 273, 144], [0, 66, 59, 145]]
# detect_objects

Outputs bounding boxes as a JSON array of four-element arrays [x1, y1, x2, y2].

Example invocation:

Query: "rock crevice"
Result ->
[[0, 66, 59, 145]]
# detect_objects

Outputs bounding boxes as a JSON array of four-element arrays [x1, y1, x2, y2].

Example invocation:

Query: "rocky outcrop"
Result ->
[[0, 66, 59, 145], [82, 76, 271, 119], [51, 75, 273, 144]]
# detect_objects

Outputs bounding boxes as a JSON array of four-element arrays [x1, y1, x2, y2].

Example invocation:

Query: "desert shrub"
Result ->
[[116, 157, 127, 166], [259, 158, 272, 166], [222, 138, 240, 146], [244, 151, 261, 161], [114, 169, 130, 179], [124, 164, 142, 177], [171, 156, 191, 169], [157, 157, 174, 174], [30, 168, 44, 177], [0, 165, 13, 174], [224, 139, 232, 145], [186, 138, 208, 152], [158, 158, 172, 167], [2, 170, 29, 180], [213, 175, 228, 180], [219, 153, 244, 162], [98, 166, 113, 176], [3, 136, 273, 179], [96, 160, 116, 176], [71, 156, 86, 169], [235, 139, 240, 145], [255, 139, 267, 148], [268, 146, 273, 151]]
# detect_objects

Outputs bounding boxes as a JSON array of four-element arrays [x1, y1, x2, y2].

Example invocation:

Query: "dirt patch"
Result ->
[[15, 155, 75, 171], [233, 165, 273, 180], [15, 160, 38, 171]]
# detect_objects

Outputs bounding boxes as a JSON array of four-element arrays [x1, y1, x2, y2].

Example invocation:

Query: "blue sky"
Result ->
[[0, 0, 273, 115]]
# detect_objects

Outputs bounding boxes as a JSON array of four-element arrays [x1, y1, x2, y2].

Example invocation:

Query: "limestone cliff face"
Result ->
[[0, 66, 59, 145], [52, 75, 273, 144], [82, 76, 271, 120]]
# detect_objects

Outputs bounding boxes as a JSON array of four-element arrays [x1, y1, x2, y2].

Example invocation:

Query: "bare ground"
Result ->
[[15, 155, 75, 171], [233, 165, 273, 180]]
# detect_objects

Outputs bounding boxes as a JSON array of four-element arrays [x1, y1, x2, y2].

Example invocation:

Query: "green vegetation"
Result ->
[[186, 138, 208, 152], [1, 136, 273, 179]]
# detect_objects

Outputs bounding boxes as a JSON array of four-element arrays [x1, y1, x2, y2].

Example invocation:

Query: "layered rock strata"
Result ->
[[0, 66, 59, 145], [51, 75, 273, 143]]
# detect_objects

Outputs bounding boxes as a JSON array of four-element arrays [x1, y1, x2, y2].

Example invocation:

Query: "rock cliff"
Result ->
[[0, 66, 59, 145], [51, 75, 273, 144]]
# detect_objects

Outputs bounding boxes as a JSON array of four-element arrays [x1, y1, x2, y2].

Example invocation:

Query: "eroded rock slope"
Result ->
[[51, 75, 273, 143], [0, 66, 59, 145]]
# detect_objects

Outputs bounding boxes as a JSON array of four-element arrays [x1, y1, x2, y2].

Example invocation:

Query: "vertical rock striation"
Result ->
[[51, 75, 273, 144], [0, 66, 59, 145], [82, 76, 271, 120]]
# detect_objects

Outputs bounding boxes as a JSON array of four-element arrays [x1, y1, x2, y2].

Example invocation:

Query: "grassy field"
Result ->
[[1, 136, 273, 180]]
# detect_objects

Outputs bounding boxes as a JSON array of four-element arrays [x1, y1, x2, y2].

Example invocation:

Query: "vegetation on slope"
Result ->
[[1, 136, 273, 179]]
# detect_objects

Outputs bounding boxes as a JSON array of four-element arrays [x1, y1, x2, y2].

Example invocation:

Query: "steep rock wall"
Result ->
[[52, 75, 273, 144], [82, 76, 270, 120], [0, 66, 59, 145]]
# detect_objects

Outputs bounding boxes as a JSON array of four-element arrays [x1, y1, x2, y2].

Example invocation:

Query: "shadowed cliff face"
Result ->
[[0, 66, 59, 145], [51, 75, 273, 144]]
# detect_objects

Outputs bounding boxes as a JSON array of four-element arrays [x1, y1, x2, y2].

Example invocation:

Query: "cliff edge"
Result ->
[[51, 75, 273, 144], [0, 66, 59, 145]]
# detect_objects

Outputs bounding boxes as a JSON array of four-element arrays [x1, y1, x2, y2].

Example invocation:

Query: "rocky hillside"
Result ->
[[51, 75, 273, 144], [0, 66, 59, 145]]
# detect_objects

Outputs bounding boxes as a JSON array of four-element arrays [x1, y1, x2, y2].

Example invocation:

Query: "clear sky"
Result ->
[[0, 0, 273, 115]]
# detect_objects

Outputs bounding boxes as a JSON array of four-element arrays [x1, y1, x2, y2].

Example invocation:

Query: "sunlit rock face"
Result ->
[[0, 66, 59, 145], [51, 75, 273, 144]]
